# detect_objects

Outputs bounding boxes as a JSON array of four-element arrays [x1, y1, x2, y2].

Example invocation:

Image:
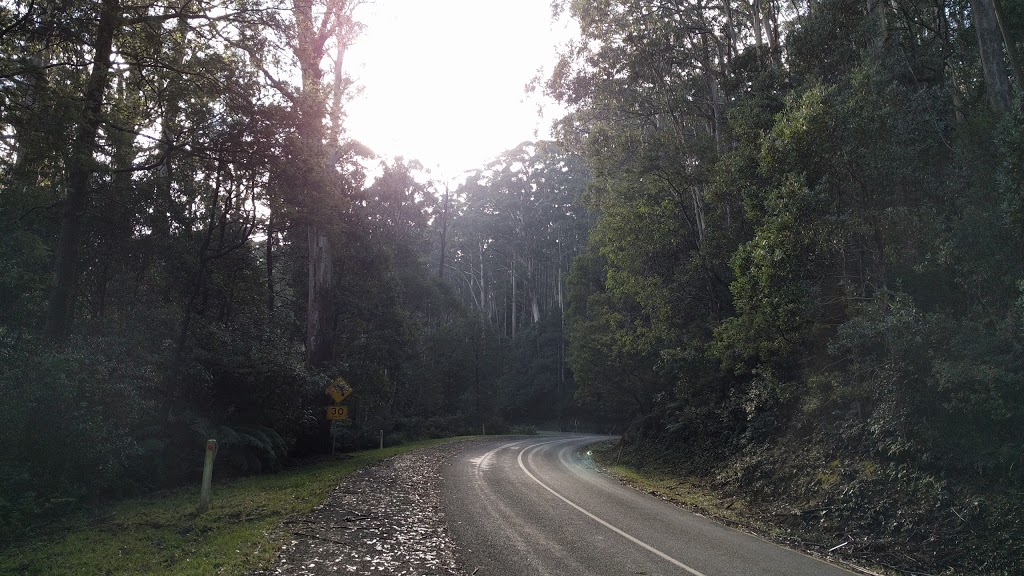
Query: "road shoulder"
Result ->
[[252, 439, 485, 575]]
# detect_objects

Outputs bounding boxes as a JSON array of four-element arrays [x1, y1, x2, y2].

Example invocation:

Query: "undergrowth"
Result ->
[[0, 437, 466, 576], [595, 438, 1023, 576]]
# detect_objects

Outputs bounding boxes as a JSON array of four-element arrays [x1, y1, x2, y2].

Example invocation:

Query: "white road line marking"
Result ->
[[517, 440, 710, 576], [474, 440, 524, 476]]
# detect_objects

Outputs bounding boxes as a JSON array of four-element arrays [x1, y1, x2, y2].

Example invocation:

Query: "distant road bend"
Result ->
[[444, 434, 859, 576]]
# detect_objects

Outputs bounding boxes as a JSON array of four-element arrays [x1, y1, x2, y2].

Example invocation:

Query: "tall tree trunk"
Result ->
[[478, 238, 486, 312], [529, 257, 540, 324], [153, 0, 191, 242], [724, 0, 737, 65], [307, 225, 333, 365], [438, 184, 449, 279], [511, 250, 517, 337], [44, 0, 119, 342], [971, 0, 1012, 112], [294, 0, 340, 365], [557, 240, 565, 428], [266, 208, 275, 319], [763, 0, 782, 67], [866, 0, 888, 47], [752, 0, 764, 55], [991, 0, 1023, 92]]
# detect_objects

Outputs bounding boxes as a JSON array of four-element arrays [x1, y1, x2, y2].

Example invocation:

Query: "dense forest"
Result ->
[[543, 0, 1023, 572], [1, 0, 1022, 572], [0, 0, 589, 542]]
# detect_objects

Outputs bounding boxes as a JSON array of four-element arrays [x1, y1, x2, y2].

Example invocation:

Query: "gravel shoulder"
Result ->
[[254, 439, 484, 576]]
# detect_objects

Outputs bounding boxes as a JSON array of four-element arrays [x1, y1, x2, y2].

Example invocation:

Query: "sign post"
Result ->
[[326, 377, 352, 455]]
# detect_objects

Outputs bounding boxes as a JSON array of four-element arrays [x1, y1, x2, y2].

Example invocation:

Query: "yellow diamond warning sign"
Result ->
[[326, 377, 352, 403]]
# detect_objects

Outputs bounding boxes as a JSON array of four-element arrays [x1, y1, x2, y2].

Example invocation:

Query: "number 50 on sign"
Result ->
[[326, 405, 349, 420]]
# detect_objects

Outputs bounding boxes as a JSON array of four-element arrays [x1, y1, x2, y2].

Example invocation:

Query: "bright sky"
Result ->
[[344, 1, 576, 180]]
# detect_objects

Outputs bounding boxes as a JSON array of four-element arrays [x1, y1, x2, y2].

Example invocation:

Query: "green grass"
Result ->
[[1, 437, 469, 576], [591, 444, 761, 531]]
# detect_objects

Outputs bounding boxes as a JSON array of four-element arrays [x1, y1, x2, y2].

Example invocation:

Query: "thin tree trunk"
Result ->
[[724, 0, 737, 64], [763, 0, 782, 67], [991, 0, 1023, 92], [478, 239, 486, 311], [266, 209, 275, 319], [438, 184, 449, 278], [971, 0, 1012, 112], [557, 240, 565, 428], [529, 258, 540, 324], [153, 0, 191, 241], [474, 324, 482, 432], [511, 250, 517, 337], [44, 0, 119, 342], [866, 0, 887, 46], [752, 0, 764, 55]]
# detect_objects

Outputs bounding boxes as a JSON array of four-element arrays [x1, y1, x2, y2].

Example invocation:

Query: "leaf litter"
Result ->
[[251, 441, 477, 575]]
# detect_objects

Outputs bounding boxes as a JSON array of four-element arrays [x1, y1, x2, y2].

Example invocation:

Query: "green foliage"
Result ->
[[0, 438, 464, 574], [548, 0, 1024, 570], [497, 314, 566, 424], [0, 341, 151, 542]]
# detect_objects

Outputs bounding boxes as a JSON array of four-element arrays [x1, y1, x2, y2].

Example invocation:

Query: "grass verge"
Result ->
[[1, 437, 469, 576], [590, 442, 763, 533], [589, 442, 887, 576]]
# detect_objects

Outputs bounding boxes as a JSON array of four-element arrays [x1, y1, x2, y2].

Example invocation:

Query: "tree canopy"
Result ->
[[2, 0, 1023, 570]]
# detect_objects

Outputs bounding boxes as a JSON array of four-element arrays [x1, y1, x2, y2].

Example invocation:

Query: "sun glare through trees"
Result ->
[[1, 0, 1022, 573]]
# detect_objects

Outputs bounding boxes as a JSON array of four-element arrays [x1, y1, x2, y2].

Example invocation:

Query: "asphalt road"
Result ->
[[444, 434, 859, 576]]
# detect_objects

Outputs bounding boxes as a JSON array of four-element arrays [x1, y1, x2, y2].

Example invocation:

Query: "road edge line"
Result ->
[[517, 440, 709, 576]]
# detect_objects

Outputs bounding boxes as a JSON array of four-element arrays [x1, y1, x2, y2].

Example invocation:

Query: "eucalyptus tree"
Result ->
[[448, 142, 588, 334], [443, 142, 589, 424], [232, 0, 363, 366], [0, 0, 285, 342]]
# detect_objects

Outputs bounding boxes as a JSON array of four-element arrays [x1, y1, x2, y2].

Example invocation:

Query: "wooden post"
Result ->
[[197, 439, 217, 514]]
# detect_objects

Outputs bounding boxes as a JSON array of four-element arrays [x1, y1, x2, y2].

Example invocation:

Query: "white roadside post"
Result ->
[[197, 439, 218, 514]]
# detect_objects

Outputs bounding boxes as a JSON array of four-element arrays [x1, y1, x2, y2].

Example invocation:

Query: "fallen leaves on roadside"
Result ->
[[253, 443, 471, 575]]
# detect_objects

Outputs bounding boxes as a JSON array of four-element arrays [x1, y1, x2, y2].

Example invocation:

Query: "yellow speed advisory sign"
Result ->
[[326, 405, 349, 420]]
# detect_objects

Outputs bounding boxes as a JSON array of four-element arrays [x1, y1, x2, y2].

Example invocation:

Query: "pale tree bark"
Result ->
[[971, 0, 1012, 112], [723, 0, 737, 64], [266, 198, 276, 318], [529, 257, 541, 324], [511, 249, 517, 337], [866, 0, 888, 46], [292, 0, 353, 365], [327, 0, 360, 142], [991, 0, 1023, 92], [763, 0, 782, 67], [438, 184, 449, 279], [478, 238, 487, 312], [752, 0, 764, 54], [153, 0, 192, 242], [44, 0, 119, 341], [307, 224, 333, 364]]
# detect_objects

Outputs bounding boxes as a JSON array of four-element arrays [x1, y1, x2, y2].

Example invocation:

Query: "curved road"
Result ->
[[444, 434, 858, 576]]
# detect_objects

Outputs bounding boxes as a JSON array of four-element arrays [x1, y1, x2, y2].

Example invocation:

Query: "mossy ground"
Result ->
[[0, 437, 468, 576]]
